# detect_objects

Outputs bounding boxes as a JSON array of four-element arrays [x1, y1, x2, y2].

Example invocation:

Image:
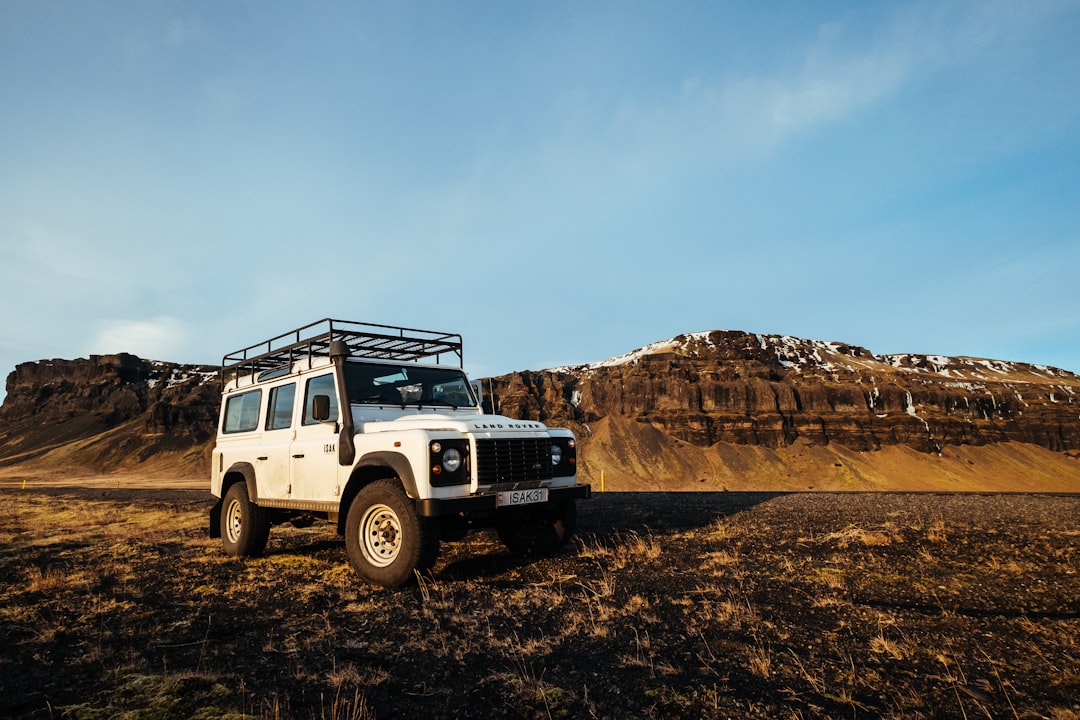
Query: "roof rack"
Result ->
[[221, 319, 464, 387]]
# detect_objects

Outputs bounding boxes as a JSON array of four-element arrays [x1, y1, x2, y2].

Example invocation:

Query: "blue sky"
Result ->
[[2, 0, 1079, 401]]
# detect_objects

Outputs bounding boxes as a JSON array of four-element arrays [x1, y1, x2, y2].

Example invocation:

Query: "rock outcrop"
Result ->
[[0, 354, 219, 472], [2, 331, 1079, 483], [487, 331, 1080, 454]]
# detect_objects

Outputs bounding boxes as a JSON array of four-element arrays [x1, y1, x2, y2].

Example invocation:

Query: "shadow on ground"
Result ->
[[578, 490, 786, 533]]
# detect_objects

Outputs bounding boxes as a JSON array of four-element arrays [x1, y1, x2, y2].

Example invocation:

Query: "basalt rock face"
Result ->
[[488, 331, 1080, 454], [0, 354, 219, 470], [2, 332, 1079, 478]]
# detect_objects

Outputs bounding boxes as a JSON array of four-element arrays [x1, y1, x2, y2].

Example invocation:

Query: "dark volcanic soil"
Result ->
[[1, 489, 1078, 719]]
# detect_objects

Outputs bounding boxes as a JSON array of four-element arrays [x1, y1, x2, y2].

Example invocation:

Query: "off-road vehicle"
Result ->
[[209, 319, 590, 587]]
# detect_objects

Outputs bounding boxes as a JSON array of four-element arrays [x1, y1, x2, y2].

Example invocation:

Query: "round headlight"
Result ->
[[443, 447, 462, 473], [550, 443, 563, 466]]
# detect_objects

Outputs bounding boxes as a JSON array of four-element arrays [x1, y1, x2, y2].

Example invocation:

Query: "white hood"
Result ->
[[354, 410, 548, 434]]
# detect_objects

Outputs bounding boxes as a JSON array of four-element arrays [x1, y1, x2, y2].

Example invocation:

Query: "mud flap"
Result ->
[[209, 498, 222, 538]]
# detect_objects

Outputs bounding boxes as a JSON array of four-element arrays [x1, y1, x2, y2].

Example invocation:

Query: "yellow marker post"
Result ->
[[600, 469, 605, 493]]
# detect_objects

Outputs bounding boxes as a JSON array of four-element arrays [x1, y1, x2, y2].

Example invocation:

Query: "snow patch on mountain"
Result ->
[[549, 330, 1078, 387]]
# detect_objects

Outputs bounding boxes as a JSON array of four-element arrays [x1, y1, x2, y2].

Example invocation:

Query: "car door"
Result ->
[[256, 381, 297, 499], [290, 373, 344, 501]]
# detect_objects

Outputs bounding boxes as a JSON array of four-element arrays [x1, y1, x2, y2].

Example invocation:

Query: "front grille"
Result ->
[[476, 438, 553, 485]]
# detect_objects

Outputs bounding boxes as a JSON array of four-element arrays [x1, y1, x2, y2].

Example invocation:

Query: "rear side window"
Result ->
[[303, 374, 339, 425], [266, 383, 296, 431], [223, 390, 262, 433]]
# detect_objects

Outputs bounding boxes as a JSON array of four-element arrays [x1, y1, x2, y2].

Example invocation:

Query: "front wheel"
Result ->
[[221, 482, 271, 557], [344, 480, 439, 588], [497, 499, 577, 556]]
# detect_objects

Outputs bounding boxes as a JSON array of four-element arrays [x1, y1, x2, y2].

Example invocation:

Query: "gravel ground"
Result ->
[[1, 488, 1078, 719]]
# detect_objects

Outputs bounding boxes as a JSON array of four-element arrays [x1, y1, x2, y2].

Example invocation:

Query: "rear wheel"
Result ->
[[221, 482, 271, 557], [345, 480, 439, 588], [497, 499, 577, 556]]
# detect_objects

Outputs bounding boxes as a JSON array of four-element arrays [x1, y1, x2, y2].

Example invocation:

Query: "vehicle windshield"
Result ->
[[343, 362, 477, 408]]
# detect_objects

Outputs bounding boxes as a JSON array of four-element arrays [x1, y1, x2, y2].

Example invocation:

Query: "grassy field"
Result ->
[[1, 487, 1078, 719]]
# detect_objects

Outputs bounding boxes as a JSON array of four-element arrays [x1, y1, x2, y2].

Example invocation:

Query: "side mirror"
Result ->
[[312, 394, 331, 422], [471, 381, 483, 406]]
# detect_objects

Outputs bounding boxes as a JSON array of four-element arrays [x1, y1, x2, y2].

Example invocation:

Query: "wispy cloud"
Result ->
[[605, 0, 1076, 171], [90, 317, 192, 362], [733, 38, 909, 144], [165, 16, 207, 48]]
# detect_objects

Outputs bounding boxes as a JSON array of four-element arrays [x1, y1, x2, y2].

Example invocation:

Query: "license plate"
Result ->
[[496, 488, 549, 508]]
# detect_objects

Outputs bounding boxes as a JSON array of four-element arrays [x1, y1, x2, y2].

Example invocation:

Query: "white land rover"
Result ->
[[209, 319, 590, 587]]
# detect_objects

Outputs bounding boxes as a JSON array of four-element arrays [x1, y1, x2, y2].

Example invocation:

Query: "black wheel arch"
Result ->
[[210, 462, 259, 538], [336, 452, 418, 536], [222, 462, 259, 500]]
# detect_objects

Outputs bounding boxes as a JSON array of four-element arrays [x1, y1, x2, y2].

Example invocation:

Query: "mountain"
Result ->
[[2, 331, 1079, 490], [485, 331, 1080, 491], [0, 353, 219, 477]]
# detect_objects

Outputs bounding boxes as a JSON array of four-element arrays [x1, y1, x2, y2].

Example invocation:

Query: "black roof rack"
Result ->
[[221, 319, 463, 387]]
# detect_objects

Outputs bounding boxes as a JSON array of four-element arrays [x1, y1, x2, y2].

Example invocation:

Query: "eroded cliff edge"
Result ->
[[0, 353, 219, 472], [2, 331, 1078, 486], [488, 331, 1080, 454]]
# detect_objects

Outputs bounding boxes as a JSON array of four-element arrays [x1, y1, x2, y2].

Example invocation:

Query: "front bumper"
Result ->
[[415, 483, 592, 517]]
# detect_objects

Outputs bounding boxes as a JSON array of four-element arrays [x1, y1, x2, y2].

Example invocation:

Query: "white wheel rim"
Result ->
[[225, 499, 244, 543], [360, 503, 402, 567]]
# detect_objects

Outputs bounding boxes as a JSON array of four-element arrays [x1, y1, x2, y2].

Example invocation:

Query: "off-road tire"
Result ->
[[345, 479, 440, 588], [221, 482, 271, 557], [497, 499, 577, 556]]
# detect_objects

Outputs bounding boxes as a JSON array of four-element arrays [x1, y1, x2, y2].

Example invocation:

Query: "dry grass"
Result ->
[[1, 488, 1078, 720]]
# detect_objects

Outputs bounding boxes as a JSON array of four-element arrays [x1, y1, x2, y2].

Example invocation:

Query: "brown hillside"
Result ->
[[2, 331, 1079, 491], [486, 331, 1080, 491], [579, 416, 1080, 492], [491, 331, 1080, 453], [0, 354, 218, 477]]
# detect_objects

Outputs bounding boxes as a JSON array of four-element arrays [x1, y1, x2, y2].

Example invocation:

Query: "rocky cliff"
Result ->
[[2, 331, 1079, 488], [0, 354, 219, 473], [488, 331, 1080, 454]]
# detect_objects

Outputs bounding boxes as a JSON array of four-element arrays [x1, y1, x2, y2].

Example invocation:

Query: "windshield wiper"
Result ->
[[354, 394, 405, 407], [418, 398, 458, 410]]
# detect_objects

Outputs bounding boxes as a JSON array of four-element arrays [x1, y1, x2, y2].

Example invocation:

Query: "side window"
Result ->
[[223, 390, 262, 433], [303, 374, 339, 425], [266, 383, 296, 431]]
